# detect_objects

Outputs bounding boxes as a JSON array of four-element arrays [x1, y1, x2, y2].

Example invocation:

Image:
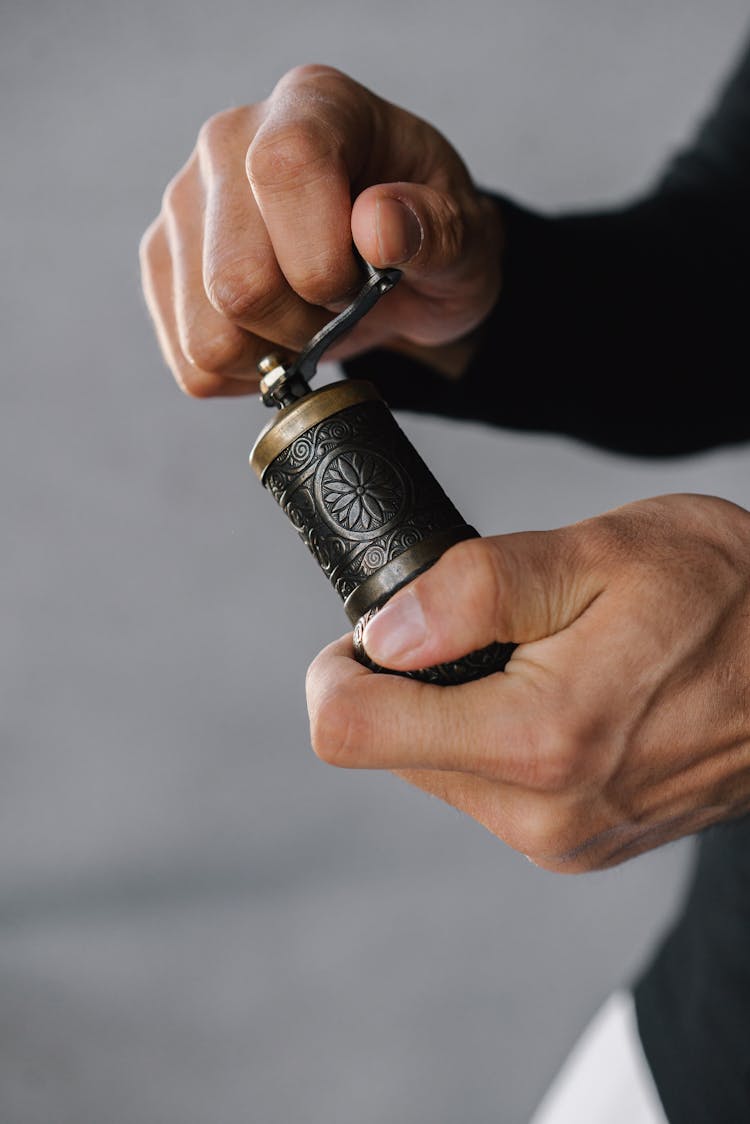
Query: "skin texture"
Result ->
[[140, 66, 750, 872], [308, 494, 750, 872], [139, 64, 503, 394]]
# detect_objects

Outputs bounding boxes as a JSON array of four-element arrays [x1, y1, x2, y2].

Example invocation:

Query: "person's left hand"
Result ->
[[306, 493, 750, 872]]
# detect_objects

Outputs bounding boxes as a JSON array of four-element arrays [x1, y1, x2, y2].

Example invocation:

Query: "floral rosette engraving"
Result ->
[[320, 451, 403, 534], [262, 399, 469, 605]]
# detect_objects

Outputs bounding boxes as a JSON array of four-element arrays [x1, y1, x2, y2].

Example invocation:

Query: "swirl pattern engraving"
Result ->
[[263, 400, 467, 603]]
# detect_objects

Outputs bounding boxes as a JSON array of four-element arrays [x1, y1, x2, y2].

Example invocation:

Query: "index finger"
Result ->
[[246, 66, 374, 308], [305, 633, 544, 783]]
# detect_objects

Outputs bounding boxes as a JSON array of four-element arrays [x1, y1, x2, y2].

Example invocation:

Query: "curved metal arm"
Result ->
[[295, 267, 402, 382], [258, 260, 402, 409]]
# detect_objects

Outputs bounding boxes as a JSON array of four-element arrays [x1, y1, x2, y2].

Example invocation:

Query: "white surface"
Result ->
[[530, 991, 667, 1124]]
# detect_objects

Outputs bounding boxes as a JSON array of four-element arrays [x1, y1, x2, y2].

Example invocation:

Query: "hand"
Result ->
[[306, 494, 750, 872], [139, 64, 504, 397]]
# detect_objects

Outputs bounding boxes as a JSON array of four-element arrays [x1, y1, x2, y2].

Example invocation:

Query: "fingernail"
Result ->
[[375, 197, 423, 265], [362, 588, 427, 665]]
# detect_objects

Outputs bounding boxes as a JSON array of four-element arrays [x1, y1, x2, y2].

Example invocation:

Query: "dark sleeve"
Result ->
[[634, 815, 750, 1124], [345, 36, 750, 457]]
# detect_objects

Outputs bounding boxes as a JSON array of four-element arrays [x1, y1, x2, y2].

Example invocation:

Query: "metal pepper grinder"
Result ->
[[249, 260, 515, 685]]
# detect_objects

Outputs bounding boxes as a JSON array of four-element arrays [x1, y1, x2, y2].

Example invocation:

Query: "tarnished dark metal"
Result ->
[[258, 260, 401, 409], [251, 381, 382, 478], [251, 381, 476, 616], [342, 525, 477, 624], [353, 611, 516, 684], [251, 262, 515, 685]]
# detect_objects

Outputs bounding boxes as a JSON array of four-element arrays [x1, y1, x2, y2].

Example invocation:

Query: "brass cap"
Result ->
[[249, 379, 382, 480]]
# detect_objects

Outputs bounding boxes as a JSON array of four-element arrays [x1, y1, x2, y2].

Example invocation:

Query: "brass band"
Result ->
[[249, 380, 382, 480], [343, 525, 478, 624]]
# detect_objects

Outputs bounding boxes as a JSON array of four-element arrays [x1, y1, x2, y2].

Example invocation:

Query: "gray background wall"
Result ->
[[2, 2, 749, 1121]]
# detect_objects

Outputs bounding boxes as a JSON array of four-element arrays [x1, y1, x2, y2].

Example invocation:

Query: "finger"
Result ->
[[139, 217, 258, 398], [389, 768, 572, 868], [393, 766, 648, 873], [306, 632, 638, 868], [392, 766, 517, 838], [306, 633, 553, 785], [350, 183, 502, 344], [362, 529, 604, 672], [246, 66, 371, 309], [161, 155, 268, 384], [197, 106, 331, 349]]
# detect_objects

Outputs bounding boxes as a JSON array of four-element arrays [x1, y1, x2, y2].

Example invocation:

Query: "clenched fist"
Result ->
[[139, 64, 504, 398]]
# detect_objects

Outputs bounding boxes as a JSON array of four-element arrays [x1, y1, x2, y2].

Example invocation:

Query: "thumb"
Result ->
[[351, 181, 496, 280], [361, 531, 603, 671]]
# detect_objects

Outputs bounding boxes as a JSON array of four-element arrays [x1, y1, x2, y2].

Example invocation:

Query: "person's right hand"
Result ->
[[139, 64, 504, 397]]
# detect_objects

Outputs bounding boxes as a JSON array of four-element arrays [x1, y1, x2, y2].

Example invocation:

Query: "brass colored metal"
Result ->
[[342, 525, 478, 624], [257, 353, 289, 401], [250, 380, 380, 480], [258, 353, 285, 375]]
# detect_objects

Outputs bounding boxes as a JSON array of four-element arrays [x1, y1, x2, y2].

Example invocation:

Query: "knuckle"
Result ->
[[570, 512, 645, 578], [138, 219, 162, 271], [204, 259, 282, 324], [277, 63, 349, 91], [288, 252, 352, 307], [271, 64, 361, 118], [247, 118, 341, 191], [181, 329, 243, 375], [196, 106, 248, 156], [173, 365, 217, 399], [516, 804, 584, 870], [517, 806, 563, 862], [533, 726, 586, 792], [138, 230, 166, 309], [160, 169, 191, 218], [308, 683, 359, 767]]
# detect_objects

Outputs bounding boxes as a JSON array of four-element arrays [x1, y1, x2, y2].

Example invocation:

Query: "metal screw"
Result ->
[[258, 352, 287, 376]]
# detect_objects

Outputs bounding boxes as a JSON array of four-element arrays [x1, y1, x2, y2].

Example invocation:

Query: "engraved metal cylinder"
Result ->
[[250, 380, 514, 684]]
